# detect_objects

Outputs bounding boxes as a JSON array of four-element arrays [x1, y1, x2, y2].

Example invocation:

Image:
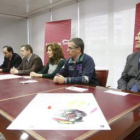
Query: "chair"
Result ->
[[96, 70, 109, 87]]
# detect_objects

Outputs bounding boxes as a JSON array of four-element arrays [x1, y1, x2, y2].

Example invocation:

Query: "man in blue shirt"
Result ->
[[53, 38, 98, 85]]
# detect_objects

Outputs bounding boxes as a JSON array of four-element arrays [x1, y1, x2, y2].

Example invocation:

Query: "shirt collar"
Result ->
[[27, 54, 32, 62], [68, 53, 84, 63]]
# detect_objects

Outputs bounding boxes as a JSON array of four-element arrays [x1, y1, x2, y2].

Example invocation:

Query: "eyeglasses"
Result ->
[[67, 46, 78, 51]]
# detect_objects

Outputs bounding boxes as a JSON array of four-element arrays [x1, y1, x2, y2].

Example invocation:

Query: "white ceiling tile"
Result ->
[[0, 0, 78, 18]]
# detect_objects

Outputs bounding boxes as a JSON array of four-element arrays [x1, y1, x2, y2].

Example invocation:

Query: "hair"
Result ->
[[3, 45, 14, 54], [46, 43, 65, 64], [69, 38, 84, 53], [21, 44, 33, 53]]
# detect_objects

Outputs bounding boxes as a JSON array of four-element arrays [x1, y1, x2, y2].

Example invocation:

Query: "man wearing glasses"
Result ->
[[118, 30, 140, 92], [53, 38, 98, 86]]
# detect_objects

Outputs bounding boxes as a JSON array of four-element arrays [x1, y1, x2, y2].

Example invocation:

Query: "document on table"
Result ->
[[0, 74, 21, 80], [23, 76, 31, 79], [19, 80, 38, 84], [104, 90, 129, 96], [7, 93, 110, 130], [66, 86, 88, 92]]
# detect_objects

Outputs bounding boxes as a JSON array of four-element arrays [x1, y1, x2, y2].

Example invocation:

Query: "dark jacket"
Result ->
[[118, 51, 140, 91], [0, 53, 22, 72], [58, 53, 99, 86]]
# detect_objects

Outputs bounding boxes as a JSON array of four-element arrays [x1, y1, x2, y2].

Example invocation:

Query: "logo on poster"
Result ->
[[46, 39, 69, 46]]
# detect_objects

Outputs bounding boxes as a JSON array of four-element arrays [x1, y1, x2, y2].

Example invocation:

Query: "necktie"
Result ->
[[139, 57, 140, 70], [25, 60, 28, 69], [7, 59, 11, 68]]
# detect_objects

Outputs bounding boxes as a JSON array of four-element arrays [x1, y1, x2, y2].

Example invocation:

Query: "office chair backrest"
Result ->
[[96, 70, 109, 87]]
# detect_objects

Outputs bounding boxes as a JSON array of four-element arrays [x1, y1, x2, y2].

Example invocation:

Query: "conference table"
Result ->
[[0, 73, 140, 140]]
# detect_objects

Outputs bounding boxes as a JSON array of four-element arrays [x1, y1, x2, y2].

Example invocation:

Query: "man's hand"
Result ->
[[0, 69, 2, 72], [53, 74, 65, 84], [10, 67, 18, 74]]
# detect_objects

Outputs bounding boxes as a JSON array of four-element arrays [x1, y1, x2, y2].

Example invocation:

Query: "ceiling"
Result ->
[[0, 0, 78, 18]]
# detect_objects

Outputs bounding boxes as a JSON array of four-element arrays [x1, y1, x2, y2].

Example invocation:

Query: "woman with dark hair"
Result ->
[[30, 43, 65, 78]]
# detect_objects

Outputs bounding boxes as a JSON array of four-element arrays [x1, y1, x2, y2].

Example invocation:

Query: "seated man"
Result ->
[[10, 45, 43, 75], [118, 30, 140, 92], [0, 46, 22, 72], [53, 38, 99, 85]]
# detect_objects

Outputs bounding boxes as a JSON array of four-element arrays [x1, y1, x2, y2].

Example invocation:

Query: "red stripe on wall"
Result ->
[[133, 3, 140, 52]]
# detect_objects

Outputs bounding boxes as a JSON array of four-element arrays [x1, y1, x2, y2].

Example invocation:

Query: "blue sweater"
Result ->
[[58, 53, 98, 85]]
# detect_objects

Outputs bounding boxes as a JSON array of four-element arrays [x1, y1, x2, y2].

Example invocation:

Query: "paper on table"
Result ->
[[7, 93, 110, 130], [66, 86, 88, 92], [23, 76, 31, 79], [19, 80, 38, 84], [0, 74, 21, 80], [104, 90, 129, 96]]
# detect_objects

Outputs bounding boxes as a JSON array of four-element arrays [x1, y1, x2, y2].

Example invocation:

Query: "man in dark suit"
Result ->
[[10, 45, 43, 75], [0, 46, 22, 72], [118, 30, 140, 92]]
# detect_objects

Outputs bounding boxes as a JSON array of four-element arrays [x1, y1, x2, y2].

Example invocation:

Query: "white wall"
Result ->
[[28, 0, 140, 88], [0, 16, 27, 64], [28, 2, 78, 62], [52, 2, 78, 37], [28, 12, 51, 62], [79, 0, 137, 88]]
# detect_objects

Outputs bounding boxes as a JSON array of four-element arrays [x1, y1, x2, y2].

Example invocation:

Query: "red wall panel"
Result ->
[[44, 19, 71, 64], [133, 3, 140, 52]]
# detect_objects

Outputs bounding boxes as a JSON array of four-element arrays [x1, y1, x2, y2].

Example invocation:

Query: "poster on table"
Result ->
[[8, 93, 110, 130]]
